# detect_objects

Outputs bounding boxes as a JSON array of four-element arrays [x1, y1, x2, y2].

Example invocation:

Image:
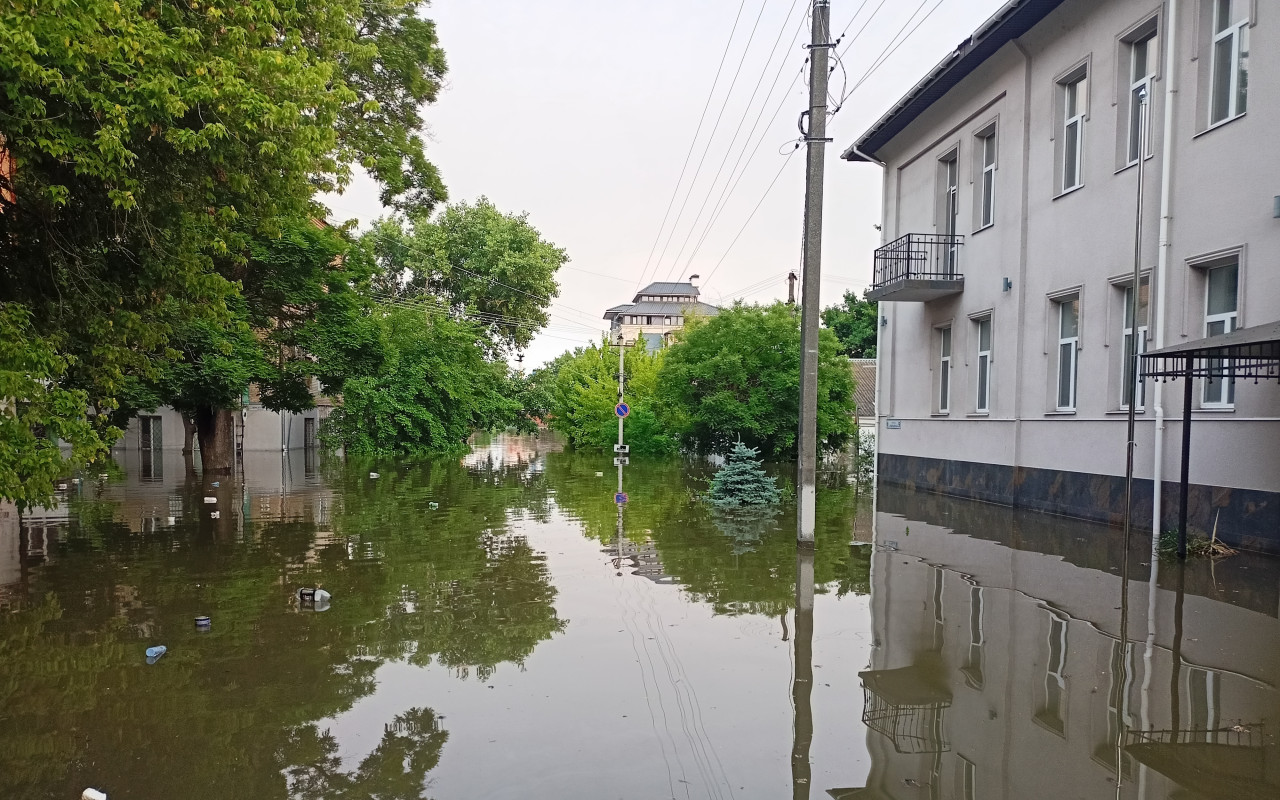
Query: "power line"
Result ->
[[646, 0, 773, 287], [633, 0, 752, 293], [836, 0, 948, 108], [658, 0, 808, 283]]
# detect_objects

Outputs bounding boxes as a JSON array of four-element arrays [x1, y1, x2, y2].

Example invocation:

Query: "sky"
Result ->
[[325, 0, 1010, 368]]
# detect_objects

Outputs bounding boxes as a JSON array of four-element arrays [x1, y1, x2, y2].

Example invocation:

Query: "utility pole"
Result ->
[[797, 0, 833, 546], [617, 332, 626, 501], [787, 270, 798, 305]]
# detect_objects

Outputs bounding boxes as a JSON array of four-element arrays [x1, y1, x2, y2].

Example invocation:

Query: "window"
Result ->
[[938, 151, 959, 273], [960, 757, 977, 800], [1037, 611, 1069, 735], [938, 327, 952, 413], [963, 585, 984, 689], [976, 317, 992, 412], [975, 127, 997, 228], [1056, 299, 1080, 411], [1203, 263, 1239, 405], [664, 316, 672, 325], [1127, 32, 1157, 163], [1061, 73, 1087, 191], [1209, 0, 1249, 125], [1121, 279, 1149, 409]]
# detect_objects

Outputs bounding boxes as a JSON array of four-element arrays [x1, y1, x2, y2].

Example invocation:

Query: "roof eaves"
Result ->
[[841, 0, 1068, 163]]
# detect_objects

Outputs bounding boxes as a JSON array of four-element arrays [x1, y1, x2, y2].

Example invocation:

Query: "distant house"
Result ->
[[603, 280, 720, 351], [852, 358, 876, 429]]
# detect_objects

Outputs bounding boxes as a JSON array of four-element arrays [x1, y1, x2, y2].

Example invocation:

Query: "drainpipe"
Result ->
[[1152, 0, 1179, 542], [847, 143, 886, 491]]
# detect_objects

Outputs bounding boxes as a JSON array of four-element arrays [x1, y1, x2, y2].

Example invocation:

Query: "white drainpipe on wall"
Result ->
[[1152, 0, 1179, 541]]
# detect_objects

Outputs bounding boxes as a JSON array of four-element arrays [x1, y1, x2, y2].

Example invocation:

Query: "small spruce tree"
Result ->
[[709, 442, 781, 508]]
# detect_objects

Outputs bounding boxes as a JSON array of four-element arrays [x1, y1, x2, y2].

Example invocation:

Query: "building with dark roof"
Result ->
[[603, 280, 720, 351]]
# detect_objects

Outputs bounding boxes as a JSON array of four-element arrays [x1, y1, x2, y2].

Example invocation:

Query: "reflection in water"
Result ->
[[0, 436, 1275, 798]]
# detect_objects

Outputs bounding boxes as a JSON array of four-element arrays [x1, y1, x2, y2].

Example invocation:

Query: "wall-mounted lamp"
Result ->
[[1002, 277, 1013, 292], [880, 315, 888, 328], [1273, 195, 1280, 219]]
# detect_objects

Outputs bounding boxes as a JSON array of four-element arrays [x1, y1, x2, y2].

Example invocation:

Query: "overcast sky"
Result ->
[[326, 0, 1009, 368]]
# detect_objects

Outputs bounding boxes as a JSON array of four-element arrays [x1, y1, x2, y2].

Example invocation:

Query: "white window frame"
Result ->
[[1209, 0, 1249, 126], [1056, 300, 1080, 411], [976, 317, 992, 412], [978, 130, 996, 229], [1202, 263, 1239, 407], [1062, 75, 1087, 191], [938, 150, 960, 274], [939, 326, 952, 413], [1127, 33, 1157, 164], [1121, 279, 1149, 410]]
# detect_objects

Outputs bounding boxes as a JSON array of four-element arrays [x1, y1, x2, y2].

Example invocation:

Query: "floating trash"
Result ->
[[82, 789, 108, 800], [595, 472, 604, 477], [145, 645, 167, 664], [369, 472, 380, 479], [203, 496, 216, 504], [297, 588, 332, 612], [211, 481, 220, 488], [194, 616, 211, 630], [428, 502, 439, 510], [209, 511, 220, 520]]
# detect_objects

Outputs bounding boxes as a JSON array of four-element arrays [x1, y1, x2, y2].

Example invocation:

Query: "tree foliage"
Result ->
[[538, 339, 676, 457], [708, 442, 781, 508], [321, 305, 518, 455], [0, 0, 448, 495], [364, 198, 568, 356], [656, 302, 856, 458], [821, 291, 878, 358]]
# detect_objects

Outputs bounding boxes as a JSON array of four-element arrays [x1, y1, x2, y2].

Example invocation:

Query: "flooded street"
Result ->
[[1, 434, 1276, 799]]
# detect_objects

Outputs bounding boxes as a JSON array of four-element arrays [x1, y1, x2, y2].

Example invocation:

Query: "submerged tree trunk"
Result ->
[[195, 407, 236, 474]]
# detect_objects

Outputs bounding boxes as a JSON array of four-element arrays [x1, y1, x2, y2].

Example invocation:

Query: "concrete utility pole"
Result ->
[[797, 0, 833, 546]]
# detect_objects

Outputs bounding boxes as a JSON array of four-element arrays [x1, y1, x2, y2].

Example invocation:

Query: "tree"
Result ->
[[363, 198, 569, 356], [320, 304, 519, 455], [708, 442, 781, 508], [0, 0, 448, 488], [821, 291, 879, 358], [538, 339, 676, 457], [657, 302, 857, 458]]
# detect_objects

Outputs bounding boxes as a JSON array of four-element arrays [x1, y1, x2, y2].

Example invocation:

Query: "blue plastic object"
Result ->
[[145, 645, 167, 660]]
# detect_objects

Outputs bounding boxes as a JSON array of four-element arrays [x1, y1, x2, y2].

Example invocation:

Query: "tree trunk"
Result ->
[[195, 407, 236, 474]]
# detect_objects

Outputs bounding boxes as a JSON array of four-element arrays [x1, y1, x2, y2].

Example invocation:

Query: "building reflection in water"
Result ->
[[838, 486, 1280, 800]]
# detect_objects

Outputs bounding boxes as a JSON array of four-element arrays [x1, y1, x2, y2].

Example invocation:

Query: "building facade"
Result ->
[[844, 0, 1280, 551], [603, 280, 720, 350]]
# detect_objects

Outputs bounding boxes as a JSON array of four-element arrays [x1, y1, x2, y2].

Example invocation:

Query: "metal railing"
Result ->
[[872, 233, 964, 289]]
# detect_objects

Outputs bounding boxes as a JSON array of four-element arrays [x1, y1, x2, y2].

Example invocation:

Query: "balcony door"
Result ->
[[939, 154, 959, 275]]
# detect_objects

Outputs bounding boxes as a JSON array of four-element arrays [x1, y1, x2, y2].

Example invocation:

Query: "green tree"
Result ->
[[539, 339, 676, 456], [708, 442, 781, 508], [657, 302, 856, 458], [0, 0, 448, 491], [364, 198, 569, 356], [321, 304, 518, 455], [821, 290, 879, 358]]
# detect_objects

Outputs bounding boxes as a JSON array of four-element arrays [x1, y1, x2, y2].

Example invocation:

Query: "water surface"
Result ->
[[0, 435, 1275, 799]]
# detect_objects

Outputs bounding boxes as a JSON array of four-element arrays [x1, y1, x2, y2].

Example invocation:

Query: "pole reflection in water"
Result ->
[[792, 546, 815, 800]]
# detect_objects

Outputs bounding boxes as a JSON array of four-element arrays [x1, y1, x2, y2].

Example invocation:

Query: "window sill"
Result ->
[[967, 412, 991, 418], [1113, 153, 1155, 175], [1196, 406, 1235, 413], [1044, 410, 1077, 416], [972, 222, 994, 236], [1105, 409, 1146, 415], [1194, 112, 1246, 140], [931, 412, 951, 418], [1053, 184, 1085, 201]]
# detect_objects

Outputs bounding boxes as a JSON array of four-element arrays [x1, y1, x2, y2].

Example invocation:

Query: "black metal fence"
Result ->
[[872, 233, 964, 289]]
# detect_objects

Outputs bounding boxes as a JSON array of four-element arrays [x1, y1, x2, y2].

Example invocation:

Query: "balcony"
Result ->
[[865, 233, 964, 302]]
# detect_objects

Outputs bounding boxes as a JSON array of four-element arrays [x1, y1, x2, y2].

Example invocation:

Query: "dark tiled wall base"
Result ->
[[877, 454, 1280, 554]]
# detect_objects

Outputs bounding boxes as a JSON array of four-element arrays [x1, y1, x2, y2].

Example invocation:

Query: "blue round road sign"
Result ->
[[614, 492, 628, 504], [615, 402, 630, 418]]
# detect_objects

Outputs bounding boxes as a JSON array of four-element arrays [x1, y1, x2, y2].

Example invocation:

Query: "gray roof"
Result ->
[[634, 281, 699, 302], [843, 0, 1068, 162], [611, 300, 720, 317], [602, 304, 632, 319], [852, 358, 876, 418]]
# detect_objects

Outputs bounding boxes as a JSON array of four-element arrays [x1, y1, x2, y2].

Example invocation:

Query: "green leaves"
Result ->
[[821, 290, 878, 358]]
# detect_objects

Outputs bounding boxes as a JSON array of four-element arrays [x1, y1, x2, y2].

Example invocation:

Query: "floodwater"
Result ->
[[0, 434, 1276, 799]]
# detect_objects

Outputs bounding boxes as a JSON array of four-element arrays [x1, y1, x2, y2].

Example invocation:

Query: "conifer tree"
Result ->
[[708, 442, 781, 508]]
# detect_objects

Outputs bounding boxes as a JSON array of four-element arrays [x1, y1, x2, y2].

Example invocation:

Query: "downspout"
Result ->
[[1152, 0, 1179, 541], [847, 143, 886, 492], [1013, 39, 1033, 488]]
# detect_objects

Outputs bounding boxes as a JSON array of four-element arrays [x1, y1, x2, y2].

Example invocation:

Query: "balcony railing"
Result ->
[[867, 233, 965, 302]]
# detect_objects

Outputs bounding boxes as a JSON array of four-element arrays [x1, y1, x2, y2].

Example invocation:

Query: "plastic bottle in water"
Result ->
[[145, 645, 167, 663]]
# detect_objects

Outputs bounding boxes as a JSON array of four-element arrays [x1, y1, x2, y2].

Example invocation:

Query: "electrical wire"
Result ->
[[836, 0, 949, 108], [633, 0, 753, 293]]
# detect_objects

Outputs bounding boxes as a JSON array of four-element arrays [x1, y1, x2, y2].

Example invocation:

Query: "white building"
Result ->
[[603, 280, 720, 351], [843, 0, 1280, 552]]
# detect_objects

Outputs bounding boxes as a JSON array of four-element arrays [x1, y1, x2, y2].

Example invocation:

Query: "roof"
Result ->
[[1141, 320, 1280, 379], [606, 300, 721, 318], [634, 281, 699, 302], [852, 358, 876, 418], [602, 304, 632, 319], [843, 0, 1069, 163]]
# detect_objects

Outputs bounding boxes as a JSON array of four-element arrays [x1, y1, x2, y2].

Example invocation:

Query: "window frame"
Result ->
[[1126, 31, 1158, 165], [1208, 0, 1250, 126], [974, 125, 997, 231], [1202, 262, 1239, 407], [937, 148, 960, 274], [975, 316, 992, 413], [1056, 299, 1080, 412], [938, 326, 953, 414], [1121, 278, 1149, 410], [1061, 74, 1088, 192]]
